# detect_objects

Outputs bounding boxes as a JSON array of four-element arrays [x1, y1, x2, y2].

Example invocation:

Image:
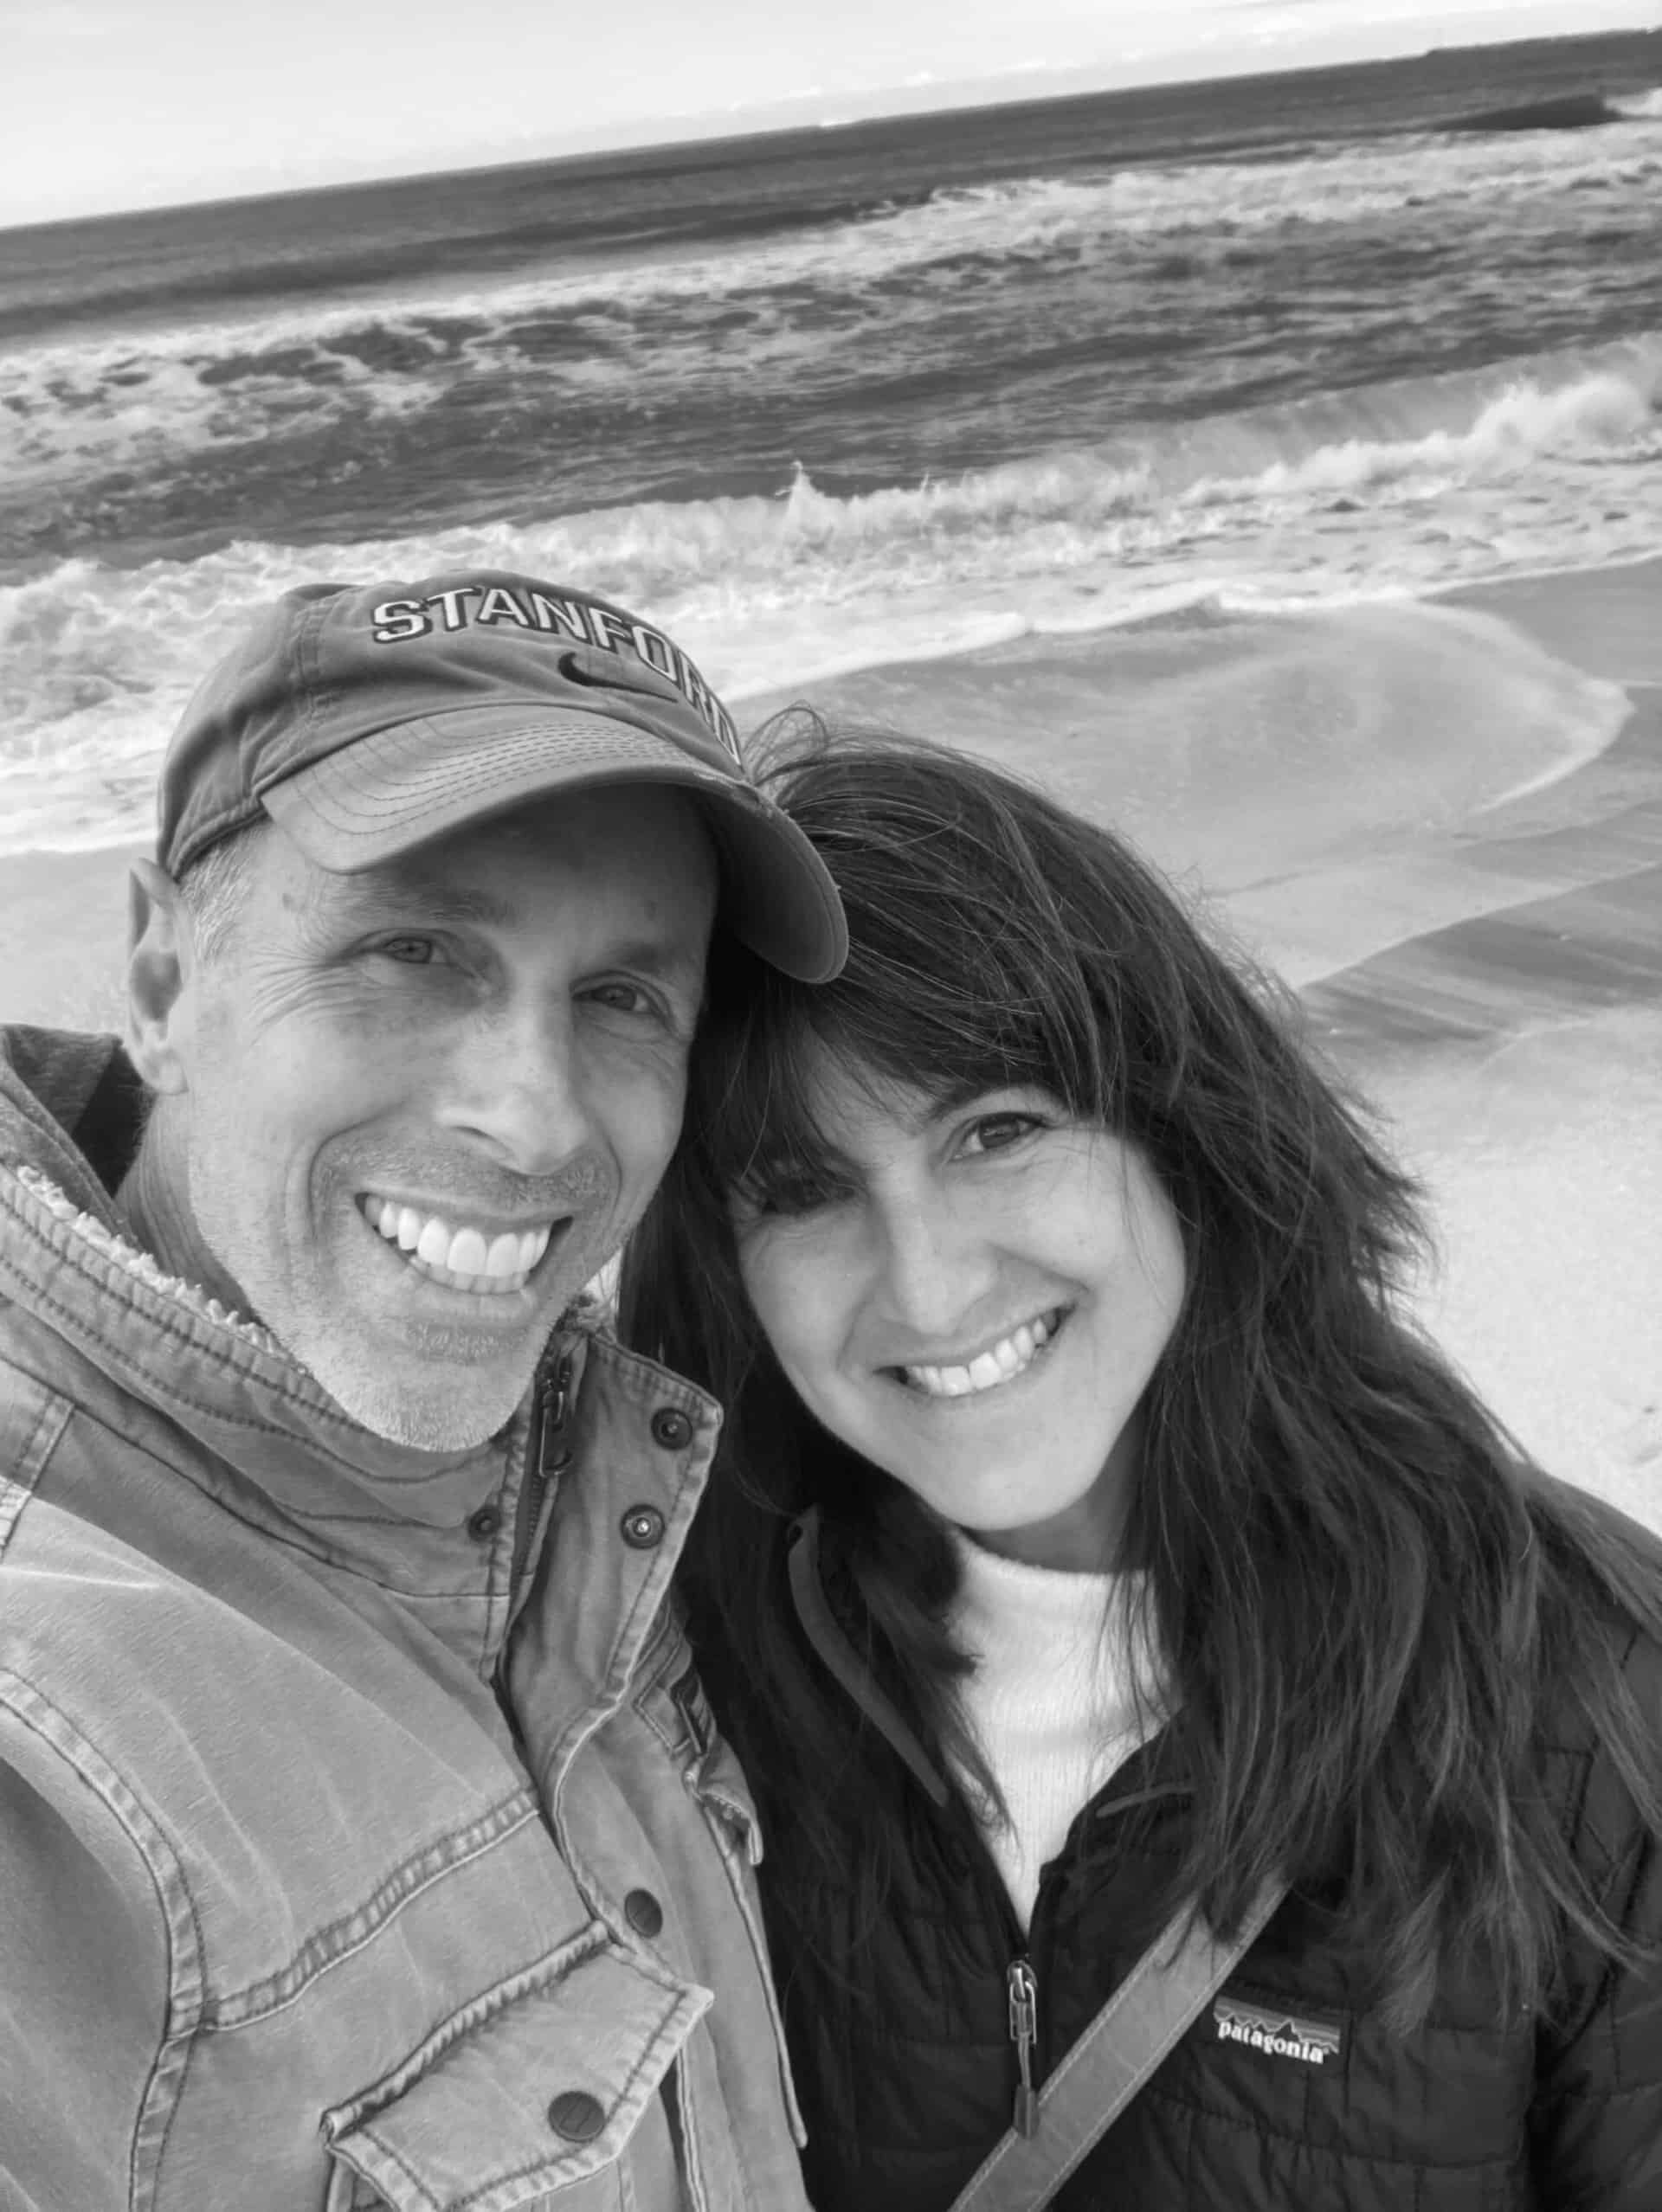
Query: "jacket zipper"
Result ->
[[493, 1355, 572, 1761], [1007, 1957, 1040, 2137], [507, 1354, 570, 1604]]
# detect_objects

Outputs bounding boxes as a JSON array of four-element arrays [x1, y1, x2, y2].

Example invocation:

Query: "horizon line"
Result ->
[[4, 16, 1658, 236]]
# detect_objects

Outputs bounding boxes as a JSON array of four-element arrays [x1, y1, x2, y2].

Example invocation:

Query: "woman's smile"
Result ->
[[884, 1306, 1068, 1399]]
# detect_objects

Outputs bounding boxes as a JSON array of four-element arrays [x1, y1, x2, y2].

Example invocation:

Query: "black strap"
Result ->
[[784, 1507, 950, 1807]]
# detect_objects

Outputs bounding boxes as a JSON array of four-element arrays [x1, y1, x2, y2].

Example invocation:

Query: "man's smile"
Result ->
[[358, 1193, 563, 1297]]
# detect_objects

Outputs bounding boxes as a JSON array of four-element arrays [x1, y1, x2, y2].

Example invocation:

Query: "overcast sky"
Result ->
[[3, 0, 1656, 226]]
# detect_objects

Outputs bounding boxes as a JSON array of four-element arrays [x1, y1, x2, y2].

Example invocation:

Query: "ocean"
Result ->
[[3, 27, 1660, 857]]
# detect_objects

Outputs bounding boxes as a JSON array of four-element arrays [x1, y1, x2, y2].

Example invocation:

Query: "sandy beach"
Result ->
[[4, 557, 1658, 1524]]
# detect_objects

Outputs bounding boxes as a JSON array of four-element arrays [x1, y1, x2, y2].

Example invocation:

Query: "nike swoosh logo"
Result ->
[[558, 648, 664, 698]]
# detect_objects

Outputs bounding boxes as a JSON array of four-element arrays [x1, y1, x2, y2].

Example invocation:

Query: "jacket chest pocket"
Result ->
[[322, 1923, 706, 2212]]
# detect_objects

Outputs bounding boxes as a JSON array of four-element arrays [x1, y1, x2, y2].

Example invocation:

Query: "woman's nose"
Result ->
[[871, 1191, 993, 1341]]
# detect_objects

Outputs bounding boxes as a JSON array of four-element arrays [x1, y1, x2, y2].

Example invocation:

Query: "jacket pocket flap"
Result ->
[[324, 1923, 710, 2211]]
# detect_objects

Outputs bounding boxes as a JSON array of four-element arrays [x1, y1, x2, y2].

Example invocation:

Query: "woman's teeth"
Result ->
[[903, 1311, 1060, 1399], [361, 1196, 552, 1293]]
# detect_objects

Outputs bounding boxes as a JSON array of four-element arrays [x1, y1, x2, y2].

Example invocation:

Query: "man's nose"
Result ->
[[871, 1189, 994, 1341], [432, 996, 594, 1176]]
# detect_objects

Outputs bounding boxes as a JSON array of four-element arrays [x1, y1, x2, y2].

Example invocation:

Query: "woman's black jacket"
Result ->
[[745, 1610, 1662, 2211]]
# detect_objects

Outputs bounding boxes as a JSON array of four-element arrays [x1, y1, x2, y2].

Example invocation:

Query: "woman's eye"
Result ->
[[963, 1112, 1044, 1157], [736, 1170, 841, 1221]]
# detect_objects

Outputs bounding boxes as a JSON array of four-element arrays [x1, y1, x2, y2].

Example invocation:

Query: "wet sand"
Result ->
[[1300, 565, 1660, 1520], [0, 841, 140, 1037]]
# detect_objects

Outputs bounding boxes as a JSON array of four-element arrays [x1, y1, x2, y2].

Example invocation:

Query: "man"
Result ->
[[0, 572, 846, 2210]]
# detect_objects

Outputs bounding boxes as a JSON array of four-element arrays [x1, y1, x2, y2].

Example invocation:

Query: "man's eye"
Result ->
[[583, 981, 654, 1016], [376, 936, 437, 965]]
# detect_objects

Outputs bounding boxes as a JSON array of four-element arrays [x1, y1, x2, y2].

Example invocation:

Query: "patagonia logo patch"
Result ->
[[1214, 1997, 1343, 2067]]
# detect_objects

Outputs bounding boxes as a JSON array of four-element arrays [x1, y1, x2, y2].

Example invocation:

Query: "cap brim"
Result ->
[[261, 704, 847, 983]]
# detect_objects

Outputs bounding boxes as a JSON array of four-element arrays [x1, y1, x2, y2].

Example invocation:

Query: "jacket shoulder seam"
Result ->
[[0, 1361, 73, 1558], [0, 1666, 207, 2210]]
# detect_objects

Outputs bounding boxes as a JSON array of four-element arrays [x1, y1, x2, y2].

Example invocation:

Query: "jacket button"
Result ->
[[466, 1504, 501, 1541], [649, 1406, 693, 1450], [624, 1887, 665, 1938], [547, 2089, 606, 2143], [621, 1505, 666, 1550]]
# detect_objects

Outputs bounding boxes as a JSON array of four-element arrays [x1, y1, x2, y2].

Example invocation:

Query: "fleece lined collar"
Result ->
[[0, 1026, 581, 1637]]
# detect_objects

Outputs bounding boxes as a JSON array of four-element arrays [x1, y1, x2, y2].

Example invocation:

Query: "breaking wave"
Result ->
[[3, 335, 1659, 855], [6, 96, 1662, 506]]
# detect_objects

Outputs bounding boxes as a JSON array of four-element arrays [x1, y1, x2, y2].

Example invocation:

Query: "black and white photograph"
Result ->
[[3, 0, 1660, 2203]]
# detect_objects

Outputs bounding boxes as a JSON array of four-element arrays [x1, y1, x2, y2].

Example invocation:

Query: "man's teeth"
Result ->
[[362, 1196, 552, 1288], [904, 1312, 1058, 1399]]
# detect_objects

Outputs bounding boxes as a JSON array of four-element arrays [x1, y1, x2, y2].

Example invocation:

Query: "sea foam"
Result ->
[[3, 336, 1657, 858], [5, 97, 1660, 500]]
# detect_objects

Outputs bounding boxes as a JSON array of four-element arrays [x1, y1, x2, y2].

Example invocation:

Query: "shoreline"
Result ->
[[7, 552, 1659, 1039], [7, 553, 1658, 1039]]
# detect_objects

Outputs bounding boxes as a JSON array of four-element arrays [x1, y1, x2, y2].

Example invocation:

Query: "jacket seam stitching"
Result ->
[[28, 1392, 508, 1600], [203, 1789, 544, 2028], [697, 1798, 807, 2161], [352, 2131, 435, 2211], [327, 1922, 615, 2134], [0, 1187, 463, 1467], [1141, 2082, 1514, 2167], [0, 1669, 206, 2212], [582, 1329, 722, 1424], [4, 1185, 715, 1452], [0, 1371, 72, 1555], [0, 1248, 355, 1451], [539, 1442, 708, 1802], [362, 1973, 699, 2204]]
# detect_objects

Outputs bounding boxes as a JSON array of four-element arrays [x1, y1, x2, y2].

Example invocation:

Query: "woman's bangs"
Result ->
[[703, 968, 1108, 1220], [697, 998, 857, 1212]]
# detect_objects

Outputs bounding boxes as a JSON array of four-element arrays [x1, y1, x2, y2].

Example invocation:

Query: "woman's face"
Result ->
[[730, 1055, 1187, 1571]]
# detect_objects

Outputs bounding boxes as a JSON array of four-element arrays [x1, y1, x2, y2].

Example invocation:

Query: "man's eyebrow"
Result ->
[[332, 878, 517, 929], [327, 883, 705, 985], [601, 936, 706, 985]]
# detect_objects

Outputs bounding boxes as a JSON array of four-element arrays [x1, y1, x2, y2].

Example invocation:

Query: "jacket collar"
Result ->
[[0, 1027, 602, 1658]]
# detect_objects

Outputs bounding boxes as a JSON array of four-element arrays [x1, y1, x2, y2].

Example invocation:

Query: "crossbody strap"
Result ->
[[948, 1874, 1290, 2212]]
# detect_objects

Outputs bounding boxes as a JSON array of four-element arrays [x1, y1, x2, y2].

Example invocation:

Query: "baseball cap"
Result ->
[[157, 570, 847, 983]]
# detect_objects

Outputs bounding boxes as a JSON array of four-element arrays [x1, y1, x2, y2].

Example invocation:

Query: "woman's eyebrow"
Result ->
[[924, 1078, 1014, 1124], [745, 1130, 858, 1180]]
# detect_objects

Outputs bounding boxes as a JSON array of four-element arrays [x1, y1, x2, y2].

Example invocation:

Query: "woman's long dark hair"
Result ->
[[623, 721, 1662, 2036]]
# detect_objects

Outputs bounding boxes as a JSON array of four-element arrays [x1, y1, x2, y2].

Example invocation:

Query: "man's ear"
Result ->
[[126, 860, 193, 1095]]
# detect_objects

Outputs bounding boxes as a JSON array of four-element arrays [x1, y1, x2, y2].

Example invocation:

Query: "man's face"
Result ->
[[165, 787, 716, 1449]]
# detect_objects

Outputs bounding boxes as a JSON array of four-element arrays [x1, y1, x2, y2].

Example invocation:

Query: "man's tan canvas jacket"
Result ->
[[0, 1026, 808, 2212]]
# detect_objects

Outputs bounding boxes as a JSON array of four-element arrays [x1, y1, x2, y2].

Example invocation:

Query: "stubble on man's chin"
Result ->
[[295, 1345, 537, 1453]]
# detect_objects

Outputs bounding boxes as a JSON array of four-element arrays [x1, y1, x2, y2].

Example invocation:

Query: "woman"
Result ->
[[622, 726, 1662, 2210]]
